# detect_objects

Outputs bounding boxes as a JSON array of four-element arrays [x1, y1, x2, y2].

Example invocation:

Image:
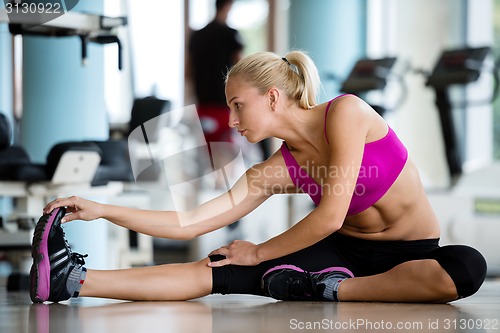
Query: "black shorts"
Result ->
[[210, 232, 486, 299]]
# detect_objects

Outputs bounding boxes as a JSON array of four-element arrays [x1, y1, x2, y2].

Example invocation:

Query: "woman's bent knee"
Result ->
[[432, 245, 487, 299]]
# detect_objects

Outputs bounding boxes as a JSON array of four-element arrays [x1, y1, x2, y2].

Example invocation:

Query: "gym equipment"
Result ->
[[425, 46, 500, 276], [425, 46, 494, 180], [0, 4, 127, 70], [341, 57, 398, 93], [0, 113, 137, 289], [339, 57, 402, 117]]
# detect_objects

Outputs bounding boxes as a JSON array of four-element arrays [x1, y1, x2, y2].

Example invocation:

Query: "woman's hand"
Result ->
[[43, 196, 104, 223], [207, 240, 261, 267]]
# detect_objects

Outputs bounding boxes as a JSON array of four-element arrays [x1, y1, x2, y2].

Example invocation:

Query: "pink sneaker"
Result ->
[[30, 208, 87, 303], [261, 264, 353, 301]]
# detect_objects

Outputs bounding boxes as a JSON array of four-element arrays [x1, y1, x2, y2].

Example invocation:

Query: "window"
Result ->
[[104, 0, 184, 124], [188, 0, 268, 56], [229, 0, 268, 56]]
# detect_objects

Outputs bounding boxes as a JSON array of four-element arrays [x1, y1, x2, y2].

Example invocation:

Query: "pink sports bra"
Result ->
[[280, 96, 408, 216]]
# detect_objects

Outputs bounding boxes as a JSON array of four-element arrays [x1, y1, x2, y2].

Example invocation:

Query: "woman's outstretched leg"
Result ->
[[30, 207, 213, 302], [80, 259, 213, 301]]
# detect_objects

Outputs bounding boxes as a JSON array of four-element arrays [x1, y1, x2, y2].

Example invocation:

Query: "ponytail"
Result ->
[[226, 50, 320, 109]]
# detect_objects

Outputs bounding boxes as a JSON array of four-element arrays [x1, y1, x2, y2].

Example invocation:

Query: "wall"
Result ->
[[288, 0, 367, 103], [20, 1, 108, 163]]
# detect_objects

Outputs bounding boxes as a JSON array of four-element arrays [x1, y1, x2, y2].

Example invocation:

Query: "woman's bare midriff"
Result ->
[[339, 159, 441, 241]]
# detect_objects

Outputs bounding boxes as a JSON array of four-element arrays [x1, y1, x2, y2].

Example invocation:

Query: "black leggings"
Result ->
[[210, 233, 487, 299]]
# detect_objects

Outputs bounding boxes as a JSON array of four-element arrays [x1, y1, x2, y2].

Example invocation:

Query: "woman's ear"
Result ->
[[268, 87, 280, 111]]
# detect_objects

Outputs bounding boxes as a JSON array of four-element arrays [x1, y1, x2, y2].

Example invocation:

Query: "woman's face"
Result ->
[[225, 77, 271, 143]]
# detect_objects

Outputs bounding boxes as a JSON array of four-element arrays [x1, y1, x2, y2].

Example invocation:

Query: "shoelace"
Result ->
[[287, 272, 317, 298], [60, 226, 88, 266], [71, 253, 88, 266], [59, 227, 72, 252]]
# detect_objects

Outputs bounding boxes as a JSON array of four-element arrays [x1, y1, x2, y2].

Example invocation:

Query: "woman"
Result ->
[[31, 51, 486, 304]]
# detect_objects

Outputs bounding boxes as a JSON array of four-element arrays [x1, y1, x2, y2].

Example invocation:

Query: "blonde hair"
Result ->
[[226, 50, 321, 109]]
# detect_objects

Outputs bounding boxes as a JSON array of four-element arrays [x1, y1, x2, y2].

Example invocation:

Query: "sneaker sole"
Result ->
[[30, 207, 64, 303]]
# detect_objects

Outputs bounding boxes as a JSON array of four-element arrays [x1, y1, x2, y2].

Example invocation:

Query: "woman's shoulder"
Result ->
[[320, 94, 368, 120], [328, 94, 366, 108], [324, 94, 372, 124], [323, 95, 375, 145]]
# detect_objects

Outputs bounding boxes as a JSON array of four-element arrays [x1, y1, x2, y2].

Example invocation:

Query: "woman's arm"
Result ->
[[43, 155, 288, 240], [210, 96, 372, 266]]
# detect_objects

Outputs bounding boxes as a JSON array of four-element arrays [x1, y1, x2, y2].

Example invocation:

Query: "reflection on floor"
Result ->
[[1, 279, 499, 333]]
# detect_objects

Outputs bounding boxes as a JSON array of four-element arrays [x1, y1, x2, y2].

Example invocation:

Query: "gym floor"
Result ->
[[1, 279, 499, 333]]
